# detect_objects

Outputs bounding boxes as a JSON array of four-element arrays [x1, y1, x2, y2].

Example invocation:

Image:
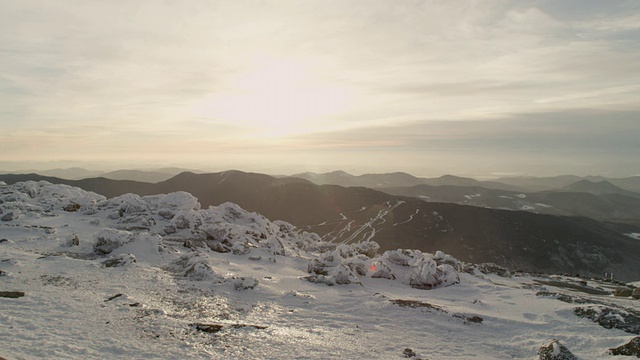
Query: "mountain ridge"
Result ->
[[3, 171, 640, 280]]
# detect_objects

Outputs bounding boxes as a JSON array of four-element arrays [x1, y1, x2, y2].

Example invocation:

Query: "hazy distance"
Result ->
[[1, 1, 639, 178]]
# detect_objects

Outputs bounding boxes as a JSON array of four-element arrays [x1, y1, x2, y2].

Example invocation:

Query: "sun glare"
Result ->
[[195, 59, 351, 136]]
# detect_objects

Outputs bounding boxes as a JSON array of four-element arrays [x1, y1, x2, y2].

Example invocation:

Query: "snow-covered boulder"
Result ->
[[409, 257, 459, 289], [94, 229, 134, 255], [232, 276, 259, 291], [165, 252, 223, 282], [608, 337, 640, 357], [305, 244, 460, 289], [9, 181, 105, 212], [102, 253, 137, 268], [380, 249, 460, 289], [538, 339, 577, 360]]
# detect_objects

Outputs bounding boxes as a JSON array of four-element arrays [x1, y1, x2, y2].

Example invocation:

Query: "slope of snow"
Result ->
[[1, 181, 639, 359]]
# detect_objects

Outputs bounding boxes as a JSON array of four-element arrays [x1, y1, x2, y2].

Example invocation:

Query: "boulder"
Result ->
[[102, 254, 137, 268], [0, 291, 25, 298], [608, 336, 640, 357], [232, 277, 258, 291], [1, 212, 14, 222], [614, 287, 634, 297], [538, 340, 577, 360], [93, 229, 132, 255], [633, 287, 640, 300]]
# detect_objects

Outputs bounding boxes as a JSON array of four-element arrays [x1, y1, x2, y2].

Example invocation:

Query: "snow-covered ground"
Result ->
[[1, 181, 639, 359]]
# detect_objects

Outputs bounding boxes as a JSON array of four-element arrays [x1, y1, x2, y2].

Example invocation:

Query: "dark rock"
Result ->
[[94, 231, 131, 255], [308, 259, 329, 276], [535, 291, 591, 304], [65, 234, 80, 247], [207, 240, 232, 253], [574, 306, 640, 334], [391, 299, 444, 312], [164, 225, 176, 235], [608, 336, 640, 357], [633, 287, 640, 300], [104, 293, 124, 302], [1, 212, 14, 222], [0, 291, 25, 298], [466, 315, 484, 324], [465, 263, 511, 277], [63, 203, 81, 212], [538, 339, 577, 360], [232, 277, 258, 291], [0, 239, 8, 244], [0, 270, 6, 276], [403, 348, 416, 358], [102, 254, 137, 268], [191, 323, 224, 333], [614, 287, 634, 297], [190, 322, 267, 334]]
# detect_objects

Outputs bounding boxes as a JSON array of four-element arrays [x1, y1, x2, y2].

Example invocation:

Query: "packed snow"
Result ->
[[1, 181, 639, 359]]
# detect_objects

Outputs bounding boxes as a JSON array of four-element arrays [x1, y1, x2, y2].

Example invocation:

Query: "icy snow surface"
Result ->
[[0, 181, 639, 359]]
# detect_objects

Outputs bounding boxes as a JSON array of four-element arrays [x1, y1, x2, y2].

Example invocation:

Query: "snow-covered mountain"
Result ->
[[4, 171, 640, 280], [1, 181, 639, 359]]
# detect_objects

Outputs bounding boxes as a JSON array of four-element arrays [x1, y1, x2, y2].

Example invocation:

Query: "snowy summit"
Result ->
[[1, 181, 639, 359]]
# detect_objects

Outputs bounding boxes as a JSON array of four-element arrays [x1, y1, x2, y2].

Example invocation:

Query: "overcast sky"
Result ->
[[1, 0, 639, 177]]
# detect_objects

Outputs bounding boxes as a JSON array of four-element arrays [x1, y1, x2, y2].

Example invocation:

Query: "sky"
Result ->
[[1, 0, 639, 178]]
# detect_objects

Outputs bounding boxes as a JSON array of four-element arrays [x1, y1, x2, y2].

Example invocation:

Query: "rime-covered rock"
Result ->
[[538, 339, 577, 360], [102, 253, 137, 268], [608, 337, 640, 357], [232, 276, 258, 290], [94, 229, 134, 255], [165, 252, 222, 282]]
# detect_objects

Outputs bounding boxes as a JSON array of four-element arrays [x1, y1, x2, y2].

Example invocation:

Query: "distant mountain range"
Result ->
[[2, 170, 640, 280], [380, 182, 640, 227], [291, 171, 523, 191], [292, 171, 640, 194], [0, 167, 197, 183], [494, 175, 640, 193]]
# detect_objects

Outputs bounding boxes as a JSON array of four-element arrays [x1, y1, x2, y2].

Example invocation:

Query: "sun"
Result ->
[[194, 59, 351, 136]]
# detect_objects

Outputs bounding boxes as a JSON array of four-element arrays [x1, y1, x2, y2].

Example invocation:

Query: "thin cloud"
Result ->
[[0, 1, 639, 176]]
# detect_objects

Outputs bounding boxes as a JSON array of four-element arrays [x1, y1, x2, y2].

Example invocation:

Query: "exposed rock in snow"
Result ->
[[93, 228, 135, 255], [608, 337, 640, 357], [102, 253, 137, 268], [63, 234, 80, 247], [231, 276, 259, 291], [164, 252, 223, 282], [0, 291, 25, 298], [574, 305, 640, 334], [613, 287, 634, 297], [1, 211, 15, 221], [538, 339, 577, 360]]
